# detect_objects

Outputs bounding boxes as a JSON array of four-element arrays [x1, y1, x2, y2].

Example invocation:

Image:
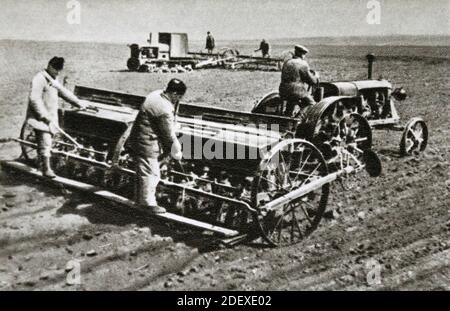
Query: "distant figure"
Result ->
[[255, 39, 270, 58], [279, 45, 319, 119], [205, 31, 215, 54]]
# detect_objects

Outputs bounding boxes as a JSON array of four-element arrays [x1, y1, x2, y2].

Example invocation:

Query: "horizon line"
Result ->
[[1, 34, 449, 46]]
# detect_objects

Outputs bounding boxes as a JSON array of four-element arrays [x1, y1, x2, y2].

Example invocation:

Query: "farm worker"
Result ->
[[255, 39, 270, 58], [26, 56, 87, 178], [279, 45, 319, 118], [129, 79, 185, 214], [205, 31, 215, 54]]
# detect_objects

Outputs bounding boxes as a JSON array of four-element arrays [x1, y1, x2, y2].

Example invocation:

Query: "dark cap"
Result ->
[[48, 57, 65, 70], [294, 45, 309, 56], [166, 78, 187, 95]]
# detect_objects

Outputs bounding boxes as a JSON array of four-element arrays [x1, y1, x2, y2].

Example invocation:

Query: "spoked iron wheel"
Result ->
[[19, 122, 39, 166], [400, 118, 428, 156], [252, 139, 329, 247]]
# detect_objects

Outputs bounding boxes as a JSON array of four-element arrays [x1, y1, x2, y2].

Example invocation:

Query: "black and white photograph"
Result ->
[[0, 0, 449, 294]]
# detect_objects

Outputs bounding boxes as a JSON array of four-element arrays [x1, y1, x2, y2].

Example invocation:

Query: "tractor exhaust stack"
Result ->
[[366, 53, 375, 79]]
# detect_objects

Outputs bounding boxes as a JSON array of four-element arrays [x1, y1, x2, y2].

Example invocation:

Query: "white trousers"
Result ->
[[36, 130, 52, 157], [134, 156, 160, 207]]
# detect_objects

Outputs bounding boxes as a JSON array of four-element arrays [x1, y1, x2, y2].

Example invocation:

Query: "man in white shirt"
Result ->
[[26, 57, 87, 178]]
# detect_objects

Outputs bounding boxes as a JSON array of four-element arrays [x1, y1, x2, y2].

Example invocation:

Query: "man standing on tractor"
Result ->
[[129, 79, 185, 214], [255, 39, 270, 58], [279, 45, 319, 118], [26, 56, 87, 178], [205, 31, 215, 54]]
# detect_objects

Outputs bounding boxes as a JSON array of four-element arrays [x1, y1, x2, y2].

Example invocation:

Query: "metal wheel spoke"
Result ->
[[292, 150, 312, 185], [295, 146, 305, 168], [289, 171, 310, 178], [414, 125, 423, 135], [25, 148, 34, 155], [407, 129, 416, 139], [411, 128, 423, 142], [299, 204, 314, 226], [276, 214, 284, 242], [405, 137, 415, 152], [290, 206, 295, 242], [280, 152, 293, 187], [275, 152, 290, 187], [298, 163, 322, 188], [408, 129, 417, 141], [355, 137, 367, 143], [351, 145, 364, 154], [282, 203, 296, 216], [266, 157, 284, 187], [260, 176, 284, 190], [291, 206, 304, 238], [301, 199, 319, 214]]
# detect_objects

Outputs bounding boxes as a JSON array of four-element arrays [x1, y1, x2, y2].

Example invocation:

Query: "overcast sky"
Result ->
[[0, 0, 449, 43]]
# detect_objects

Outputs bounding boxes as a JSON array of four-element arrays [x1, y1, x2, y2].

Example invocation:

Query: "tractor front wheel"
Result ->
[[400, 118, 428, 156]]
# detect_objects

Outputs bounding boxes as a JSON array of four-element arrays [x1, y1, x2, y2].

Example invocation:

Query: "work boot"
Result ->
[[41, 156, 56, 179], [145, 205, 167, 214]]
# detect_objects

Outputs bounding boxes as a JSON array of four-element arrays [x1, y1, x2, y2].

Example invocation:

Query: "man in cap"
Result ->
[[205, 31, 215, 54], [129, 79, 185, 214], [279, 45, 319, 118], [26, 56, 87, 178]]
